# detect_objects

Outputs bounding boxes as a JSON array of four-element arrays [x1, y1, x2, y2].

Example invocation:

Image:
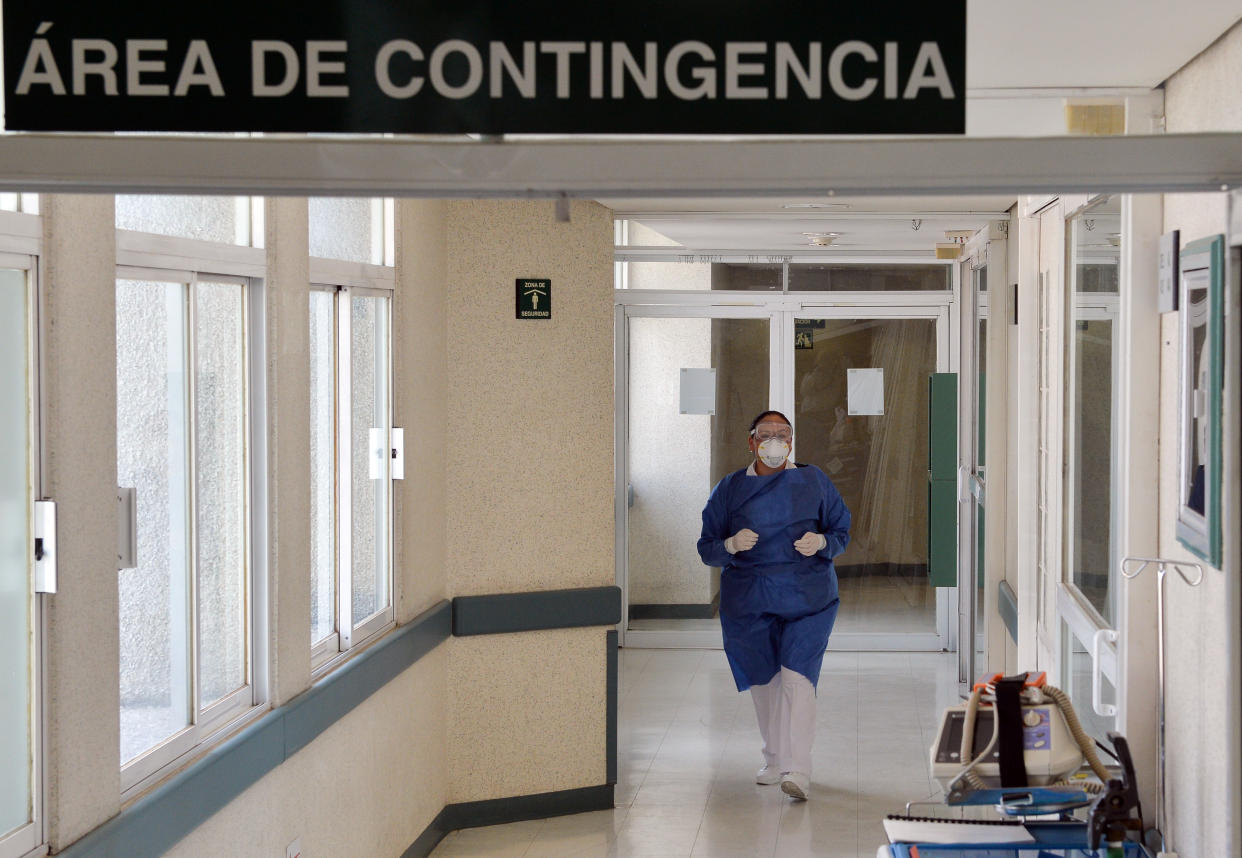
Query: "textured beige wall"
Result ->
[[42, 194, 123, 847], [395, 200, 449, 620], [265, 197, 313, 706], [443, 199, 614, 804], [449, 629, 606, 803], [444, 200, 615, 596], [165, 646, 448, 858], [1158, 19, 1242, 856]]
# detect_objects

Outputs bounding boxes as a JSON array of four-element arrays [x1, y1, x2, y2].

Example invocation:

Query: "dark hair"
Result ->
[[748, 410, 792, 434]]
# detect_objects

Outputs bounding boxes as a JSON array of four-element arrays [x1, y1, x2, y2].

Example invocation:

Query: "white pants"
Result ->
[[750, 667, 817, 776]]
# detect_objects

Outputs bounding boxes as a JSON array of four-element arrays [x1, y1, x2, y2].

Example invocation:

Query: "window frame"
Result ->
[[115, 229, 269, 799], [0, 213, 46, 858], [308, 257, 396, 675]]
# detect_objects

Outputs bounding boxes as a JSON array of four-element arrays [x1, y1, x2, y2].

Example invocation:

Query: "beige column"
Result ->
[[42, 194, 122, 847], [264, 197, 313, 705]]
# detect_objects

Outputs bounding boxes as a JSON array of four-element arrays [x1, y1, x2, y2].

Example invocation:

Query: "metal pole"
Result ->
[[1121, 555, 1204, 854]]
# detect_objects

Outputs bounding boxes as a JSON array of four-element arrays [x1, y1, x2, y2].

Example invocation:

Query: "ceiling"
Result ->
[[601, 2, 1242, 255], [612, 195, 1015, 255], [966, 0, 1242, 90]]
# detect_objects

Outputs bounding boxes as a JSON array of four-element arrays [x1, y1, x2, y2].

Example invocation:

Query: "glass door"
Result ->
[[790, 308, 949, 649], [621, 310, 773, 647], [0, 261, 39, 858], [618, 298, 954, 651]]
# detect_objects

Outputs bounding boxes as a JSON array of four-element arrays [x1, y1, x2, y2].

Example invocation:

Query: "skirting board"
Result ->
[[628, 593, 720, 620], [402, 785, 616, 858]]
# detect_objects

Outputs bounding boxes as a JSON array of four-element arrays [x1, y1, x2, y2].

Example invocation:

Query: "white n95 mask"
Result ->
[[757, 438, 790, 468]]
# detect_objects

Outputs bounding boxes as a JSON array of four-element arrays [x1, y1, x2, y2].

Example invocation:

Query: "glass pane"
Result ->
[[795, 318, 937, 634], [350, 295, 390, 627], [711, 263, 781, 291], [789, 264, 950, 291], [619, 260, 782, 291], [618, 220, 682, 247], [624, 260, 711, 291], [117, 280, 191, 763], [0, 269, 32, 835], [309, 198, 381, 264], [195, 281, 248, 707], [1061, 621, 1116, 745], [1066, 198, 1120, 624], [1182, 278, 1209, 517], [1068, 317, 1114, 621], [309, 291, 337, 645], [116, 195, 247, 245], [626, 317, 770, 629]]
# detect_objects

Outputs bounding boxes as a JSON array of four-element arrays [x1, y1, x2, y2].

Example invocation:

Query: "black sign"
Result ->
[[516, 279, 551, 319], [3, 1, 965, 134]]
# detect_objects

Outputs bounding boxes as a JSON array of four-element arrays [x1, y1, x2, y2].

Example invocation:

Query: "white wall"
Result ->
[[1155, 19, 1242, 857]]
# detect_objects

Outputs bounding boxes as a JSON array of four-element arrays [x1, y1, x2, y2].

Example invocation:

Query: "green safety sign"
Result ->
[[516, 279, 551, 319]]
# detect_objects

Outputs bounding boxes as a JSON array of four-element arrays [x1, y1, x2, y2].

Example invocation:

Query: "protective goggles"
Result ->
[[751, 423, 792, 442]]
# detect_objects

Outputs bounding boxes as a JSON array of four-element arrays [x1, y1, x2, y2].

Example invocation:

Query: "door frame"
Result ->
[[956, 223, 1010, 683], [614, 287, 960, 651]]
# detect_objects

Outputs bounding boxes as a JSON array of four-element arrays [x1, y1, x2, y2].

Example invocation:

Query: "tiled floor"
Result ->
[[431, 648, 962, 858]]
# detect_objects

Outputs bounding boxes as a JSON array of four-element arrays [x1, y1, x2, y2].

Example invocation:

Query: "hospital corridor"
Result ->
[[2, 3, 1242, 858]]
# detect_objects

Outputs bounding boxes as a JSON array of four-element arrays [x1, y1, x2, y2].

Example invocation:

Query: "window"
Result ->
[[1057, 196, 1121, 733], [116, 195, 260, 246], [308, 198, 394, 266], [0, 194, 38, 214], [307, 199, 396, 670], [309, 285, 394, 668], [116, 270, 259, 790]]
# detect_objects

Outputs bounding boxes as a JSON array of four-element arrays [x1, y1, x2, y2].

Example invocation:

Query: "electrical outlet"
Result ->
[[286, 837, 302, 858]]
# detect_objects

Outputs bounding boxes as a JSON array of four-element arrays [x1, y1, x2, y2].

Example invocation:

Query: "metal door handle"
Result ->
[[1091, 628, 1118, 717]]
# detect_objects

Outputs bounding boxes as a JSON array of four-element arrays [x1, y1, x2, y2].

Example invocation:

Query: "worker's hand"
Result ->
[[725, 528, 759, 554], [793, 532, 827, 556]]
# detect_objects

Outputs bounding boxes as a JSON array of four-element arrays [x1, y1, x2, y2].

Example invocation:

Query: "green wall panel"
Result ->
[[928, 373, 958, 588]]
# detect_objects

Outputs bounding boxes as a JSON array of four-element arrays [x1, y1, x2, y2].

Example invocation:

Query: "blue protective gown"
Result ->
[[697, 464, 850, 691]]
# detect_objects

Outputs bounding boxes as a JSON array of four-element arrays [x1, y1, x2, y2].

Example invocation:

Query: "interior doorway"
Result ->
[[616, 281, 956, 651]]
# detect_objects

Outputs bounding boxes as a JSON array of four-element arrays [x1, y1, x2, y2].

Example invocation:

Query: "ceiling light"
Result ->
[[802, 232, 841, 246], [783, 203, 850, 210]]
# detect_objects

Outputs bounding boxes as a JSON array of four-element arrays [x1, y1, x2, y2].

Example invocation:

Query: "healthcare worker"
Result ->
[[697, 410, 850, 801]]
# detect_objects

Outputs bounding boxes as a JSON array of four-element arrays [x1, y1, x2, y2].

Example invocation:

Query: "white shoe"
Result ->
[[780, 771, 810, 800], [755, 764, 782, 785]]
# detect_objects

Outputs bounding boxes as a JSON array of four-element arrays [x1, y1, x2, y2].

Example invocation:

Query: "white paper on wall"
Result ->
[[847, 368, 884, 416], [679, 367, 716, 415]]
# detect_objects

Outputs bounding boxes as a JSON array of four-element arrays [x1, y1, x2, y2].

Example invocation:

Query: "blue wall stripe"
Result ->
[[285, 600, 451, 756], [59, 600, 452, 858], [452, 586, 621, 636]]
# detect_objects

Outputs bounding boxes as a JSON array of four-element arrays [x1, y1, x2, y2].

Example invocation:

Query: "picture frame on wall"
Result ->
[[1175, 234, 1225, 568]]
